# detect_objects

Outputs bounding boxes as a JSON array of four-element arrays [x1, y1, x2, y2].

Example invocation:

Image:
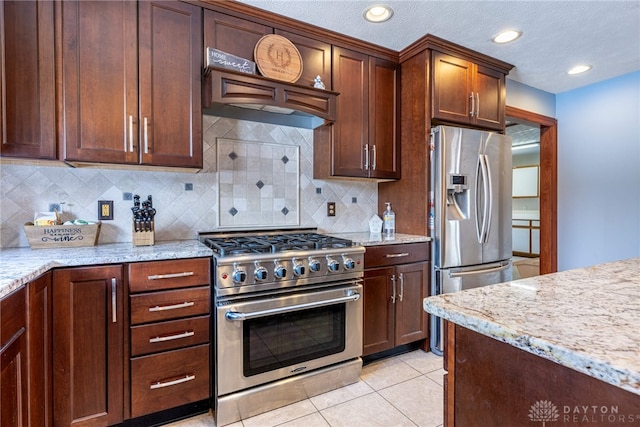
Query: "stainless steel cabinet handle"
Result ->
[[111, 278, 117, 323], [371, 144, 377, 170], [149, 301, 195, 312], [475, 93, 480, 118], [364, 143, 370, 170], [391, 275, 396, 303], [147, 272, 194, 280], [143, 117, 149, 154], [385, 252, 409, 258], [225, 292, 361, 321], [150, 374, 195, 390], [469, 92, 475, 117], [128, 115, 134, 152], [398, 273, 404, 302], [149, 331, 195, 343]]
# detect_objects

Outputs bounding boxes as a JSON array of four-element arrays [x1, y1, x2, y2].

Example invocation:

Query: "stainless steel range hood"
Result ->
[[203, 69, 338, 129]]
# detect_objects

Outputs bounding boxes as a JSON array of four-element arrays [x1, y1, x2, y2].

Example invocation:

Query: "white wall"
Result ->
[[556, 71, 640, 270]]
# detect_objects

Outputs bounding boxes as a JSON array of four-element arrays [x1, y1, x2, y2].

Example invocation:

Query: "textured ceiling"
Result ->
[[235, 0, 640, 94]]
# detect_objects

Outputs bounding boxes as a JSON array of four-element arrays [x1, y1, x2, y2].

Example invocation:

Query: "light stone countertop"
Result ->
[[0, 240, 213, 299], [423, 257, 640, 395], [327, 232, 430, 247]]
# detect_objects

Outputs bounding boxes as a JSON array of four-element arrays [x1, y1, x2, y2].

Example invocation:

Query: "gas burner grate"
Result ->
[[202, 232, 354, 257]]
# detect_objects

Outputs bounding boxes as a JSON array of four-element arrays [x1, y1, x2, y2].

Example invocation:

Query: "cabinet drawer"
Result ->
[[129, 258, 211, 293], [364, 242, 429, 268], [130, 344, 209, 418], [130, 286, 210, 325], [131, 315, 210, 356]]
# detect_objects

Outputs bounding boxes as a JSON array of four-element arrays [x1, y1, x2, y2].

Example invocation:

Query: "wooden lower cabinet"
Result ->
[[362, 243, 430, 356], [27, 273, 53, 427], [1, 287, 28, 427], [445, 323, 640, 427], [130, 344, 210, 418], [52, 265, 124, 427], [128, 258, 211, 418]]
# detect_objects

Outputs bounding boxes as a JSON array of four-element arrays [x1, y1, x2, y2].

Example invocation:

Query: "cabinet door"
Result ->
[[431, 51, 473, 126], [138, 0, 202, 168], [61, 0, 138, 164], [369, 57, 400, 179], [1, 287, 27, 427], [362, 266, 395, 356], [330, 46, 369, 177], [473, 64, 505, 130], [204, 10, 271, 62], [1, 0, 56, 159], [53, 266, 124, 427], [27, 273, 52, 427], [275, 29, 332, 89], [394, 261, 429, 346]]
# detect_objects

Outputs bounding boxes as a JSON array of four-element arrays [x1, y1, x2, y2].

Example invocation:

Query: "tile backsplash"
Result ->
[[0, 116, 378, 248]]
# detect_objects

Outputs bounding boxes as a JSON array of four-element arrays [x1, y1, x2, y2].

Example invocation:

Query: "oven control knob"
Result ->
[[328, 259, 340, 272], [343, 257, 356, 270], [274, 264, 287, 279], [254, 266, 268, 281], [293, 262, 305, 276], [232, 269, 246, 283], [308, 258, 321, 272]]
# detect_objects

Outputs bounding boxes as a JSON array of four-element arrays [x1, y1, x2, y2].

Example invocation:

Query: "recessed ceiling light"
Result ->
[[492, 30, 522, 44], [567, 65, 592, 75], [364, 5, 393, 23]]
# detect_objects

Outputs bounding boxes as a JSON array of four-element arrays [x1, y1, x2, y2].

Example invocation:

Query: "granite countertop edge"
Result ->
[[423, 257, 640, 396], [0, 240, 213, 299]]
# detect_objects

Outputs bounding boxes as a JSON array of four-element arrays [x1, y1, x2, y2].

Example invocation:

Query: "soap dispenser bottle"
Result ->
[[383, 202, 395, 237]]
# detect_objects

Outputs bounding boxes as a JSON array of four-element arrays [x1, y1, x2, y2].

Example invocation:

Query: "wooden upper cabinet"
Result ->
[[328, 46, 369, 177], [431, 50, 505, 131], [204, 10, 272, 64], [1, 0, 56, 159], [314, 47, 399, 180], [61, 0, 138, 164], [138, 0, 202, 168], [62, 0, 202, 168], [275, 30, 332, 89], [369, 57, 399, 179]]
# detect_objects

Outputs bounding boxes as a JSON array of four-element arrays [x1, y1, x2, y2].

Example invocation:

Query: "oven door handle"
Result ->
[[225, 292, 361, 321]]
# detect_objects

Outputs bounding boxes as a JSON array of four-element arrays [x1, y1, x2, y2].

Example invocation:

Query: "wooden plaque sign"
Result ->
[[254, 34, 303, 83]]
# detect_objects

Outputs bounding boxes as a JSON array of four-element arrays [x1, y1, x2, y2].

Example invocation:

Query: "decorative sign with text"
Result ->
[[206, 48, 256, 75]]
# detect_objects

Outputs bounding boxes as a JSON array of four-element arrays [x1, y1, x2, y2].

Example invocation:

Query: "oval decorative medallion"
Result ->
[[254, 34, 303, 83]]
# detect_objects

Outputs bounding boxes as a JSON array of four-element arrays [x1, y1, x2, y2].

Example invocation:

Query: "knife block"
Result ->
[[132, 221, 155, 246]]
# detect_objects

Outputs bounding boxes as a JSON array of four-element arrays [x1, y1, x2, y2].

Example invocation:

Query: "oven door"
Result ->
[[215, 281, 363, 396]]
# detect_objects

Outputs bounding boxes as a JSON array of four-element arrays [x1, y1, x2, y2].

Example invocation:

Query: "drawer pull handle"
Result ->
[[149, 301, 195, 312], [386, 253, 409, 258], [150, 374, 195, 390], [147, 272, 194, 280], [149, 331, 195, 343]]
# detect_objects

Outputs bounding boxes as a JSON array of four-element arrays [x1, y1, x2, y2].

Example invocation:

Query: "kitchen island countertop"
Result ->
[[423, 257, 640, 395], [328, 232, 430, 246], [0, 240, 213, 299]]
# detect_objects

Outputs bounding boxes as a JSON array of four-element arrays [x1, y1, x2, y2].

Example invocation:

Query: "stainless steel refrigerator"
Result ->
[[429, 125, 513, 355]]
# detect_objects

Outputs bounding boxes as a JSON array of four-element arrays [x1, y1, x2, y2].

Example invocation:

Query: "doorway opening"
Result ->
[[506, 106, 558, 275]]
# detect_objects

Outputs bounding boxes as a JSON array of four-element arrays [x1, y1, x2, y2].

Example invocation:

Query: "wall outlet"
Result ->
[[98, 200, 114, 220], [327, 202, 336, 217]]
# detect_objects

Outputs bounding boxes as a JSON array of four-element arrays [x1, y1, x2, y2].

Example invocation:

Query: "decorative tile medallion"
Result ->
[[217, 138, 300, 228]]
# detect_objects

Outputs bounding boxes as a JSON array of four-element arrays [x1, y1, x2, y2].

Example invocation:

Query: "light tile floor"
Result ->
[[167, 350, 445, 427]]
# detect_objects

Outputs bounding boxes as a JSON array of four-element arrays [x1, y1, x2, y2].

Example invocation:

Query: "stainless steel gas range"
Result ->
[[199, 229, 365, 426]]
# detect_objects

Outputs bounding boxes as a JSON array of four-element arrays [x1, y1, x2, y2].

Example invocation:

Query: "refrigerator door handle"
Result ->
[[483, 154, 493, 243], [475, 155, 484, 243], [448, 263, 510, 278]]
